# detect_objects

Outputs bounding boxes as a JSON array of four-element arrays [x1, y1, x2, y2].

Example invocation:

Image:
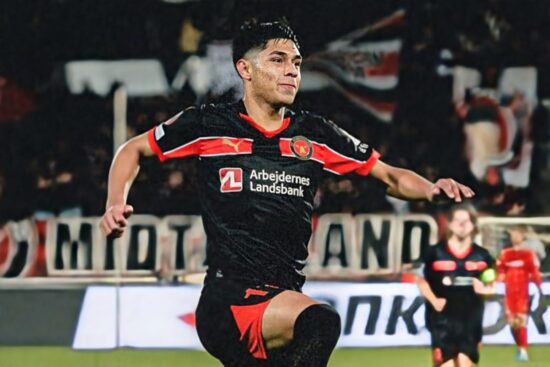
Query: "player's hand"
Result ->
[[100, 204, 134, 238], [432, 297, 447, 312], [472, 278, 496, 296], [428, 178, 475, 203]]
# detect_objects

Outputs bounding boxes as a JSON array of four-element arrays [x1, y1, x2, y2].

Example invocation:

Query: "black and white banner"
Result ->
[[73, 282, 550, 349], [34, 213, 436, 278], [303, 9, 404, 122]]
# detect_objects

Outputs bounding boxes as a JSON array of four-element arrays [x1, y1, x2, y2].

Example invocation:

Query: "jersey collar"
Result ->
[[446, 242, 473, 259], [237, 100, 293, 138]]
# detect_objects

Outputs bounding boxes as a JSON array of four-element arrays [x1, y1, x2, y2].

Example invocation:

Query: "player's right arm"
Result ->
[[417, 277, 446, 312], [416, 246, 446, 312], [100, 107, 203, 237], [100, 133, 154, 237]]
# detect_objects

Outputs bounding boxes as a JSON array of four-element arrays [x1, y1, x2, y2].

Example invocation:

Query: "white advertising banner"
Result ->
[[73, 282, 550, 350]]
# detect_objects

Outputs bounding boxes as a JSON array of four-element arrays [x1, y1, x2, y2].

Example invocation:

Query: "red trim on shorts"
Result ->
[[432, 260, 457, 271], [240, 113, 291, 138], [230, 300, 271, 360], [433, 347, 443, 366], [465, 261, 488, 271]]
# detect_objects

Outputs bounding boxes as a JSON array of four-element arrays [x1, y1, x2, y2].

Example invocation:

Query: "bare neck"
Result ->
[[242, 95, 286, 131], [448, 236, 472, 251]]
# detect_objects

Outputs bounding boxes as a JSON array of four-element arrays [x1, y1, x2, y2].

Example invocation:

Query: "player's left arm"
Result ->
[[473, 277, 497, 296], [370, 160, 475, 202], [316, 116, 473, 202]]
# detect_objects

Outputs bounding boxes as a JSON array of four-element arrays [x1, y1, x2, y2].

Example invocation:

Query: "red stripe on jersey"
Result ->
[[432, 260, 457, 271], [317, 143, 380, 175], [465, 261, 488, 271], [150, 134, 253, 160], [199, 137, 253, 156], [230, 300, 271, 360], [278, 139, 325, 164], [147, 127, 168, 162], [240, 113, 291, 138], [279, 139, 293, 156], [356, 150, 381, 175], [279, 139, 380, 175], [163, 137, 202, 159]]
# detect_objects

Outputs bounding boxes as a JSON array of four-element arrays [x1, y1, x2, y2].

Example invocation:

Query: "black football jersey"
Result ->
[[148, 100, 379, 289], [423, 241, 494, 316]]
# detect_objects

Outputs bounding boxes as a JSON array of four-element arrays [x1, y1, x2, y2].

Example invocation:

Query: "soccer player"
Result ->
[[100, 19, 475, 367], [417, 205, 494, 367], [497, 226, 544, 362]]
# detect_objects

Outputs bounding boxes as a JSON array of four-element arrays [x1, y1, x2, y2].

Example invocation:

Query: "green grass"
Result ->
[[0, 346, 549, 367]]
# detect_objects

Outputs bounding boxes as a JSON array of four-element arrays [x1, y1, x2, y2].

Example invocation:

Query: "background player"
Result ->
[[497, 225, 545, 361], [417, 204, 495, 367], [100, 19, 475, 366]]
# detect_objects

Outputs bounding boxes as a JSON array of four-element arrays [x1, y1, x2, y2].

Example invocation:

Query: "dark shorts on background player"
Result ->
[[428, 311, 482, 366], [195, 275, 287, 367]]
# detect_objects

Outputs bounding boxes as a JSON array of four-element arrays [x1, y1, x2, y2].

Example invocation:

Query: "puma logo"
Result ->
[[222, 138, 243, 152]]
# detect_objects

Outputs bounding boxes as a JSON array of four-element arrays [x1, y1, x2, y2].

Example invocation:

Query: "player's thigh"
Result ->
[[262, 290, 319, 349], [456, 353, 474, 367], [439, 360, 456, 367]]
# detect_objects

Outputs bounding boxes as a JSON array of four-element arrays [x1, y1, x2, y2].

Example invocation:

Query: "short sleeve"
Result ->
[[317, 116, 380, 176], [147, 107, 203, 162]]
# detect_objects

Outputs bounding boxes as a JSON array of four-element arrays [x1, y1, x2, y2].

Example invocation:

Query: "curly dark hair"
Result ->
[[232, 18, 300, 65]]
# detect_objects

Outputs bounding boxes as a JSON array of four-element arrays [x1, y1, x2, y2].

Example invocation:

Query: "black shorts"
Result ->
[[427, 310, 483, 366], [195, 276, 288, 367]]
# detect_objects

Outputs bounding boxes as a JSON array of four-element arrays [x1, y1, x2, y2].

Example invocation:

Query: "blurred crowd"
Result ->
[[1, 0, 550, 225]]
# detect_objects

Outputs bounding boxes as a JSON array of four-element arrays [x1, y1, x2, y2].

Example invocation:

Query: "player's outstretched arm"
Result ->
[[370, 160, 475, 202], [100, 133, 154, 237]]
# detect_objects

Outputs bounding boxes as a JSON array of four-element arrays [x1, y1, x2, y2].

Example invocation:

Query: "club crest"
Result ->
[[290, 136, 313, 160]]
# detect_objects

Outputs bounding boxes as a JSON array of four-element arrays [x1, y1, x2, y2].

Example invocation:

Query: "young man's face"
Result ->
[[246, 39, 302, 107], [448, 209, 475, 241], [509, 229, 525, 247]]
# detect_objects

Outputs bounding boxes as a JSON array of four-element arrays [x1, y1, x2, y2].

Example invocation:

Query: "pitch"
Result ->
[[1, 346, 549, 367]]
